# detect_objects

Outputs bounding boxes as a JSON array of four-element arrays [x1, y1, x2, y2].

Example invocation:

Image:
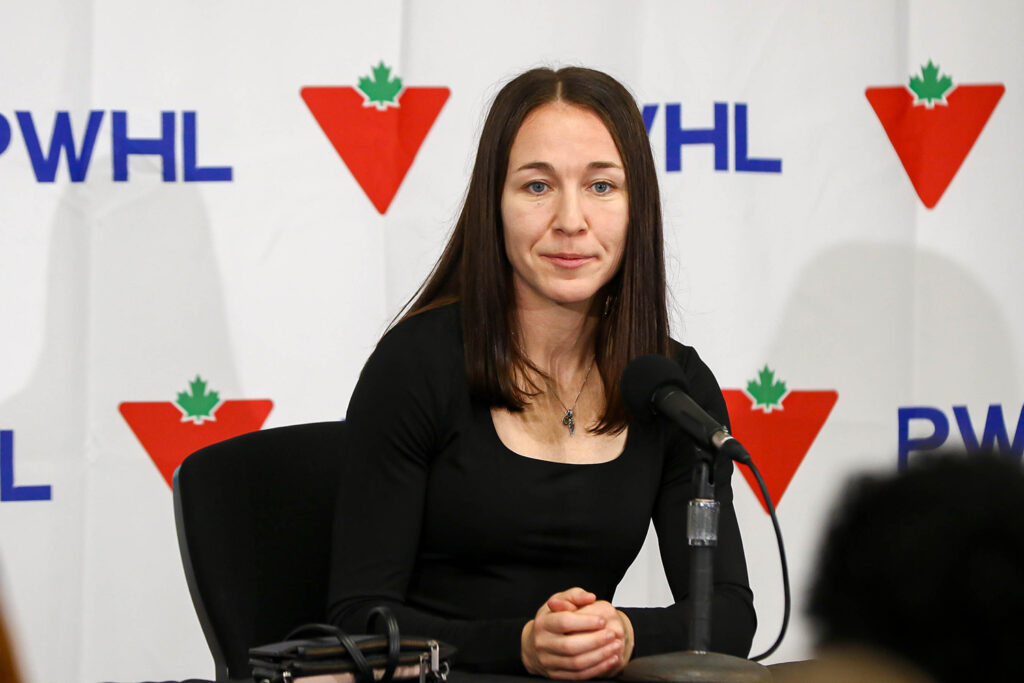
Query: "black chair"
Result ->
[[172, 420, 346, 682]]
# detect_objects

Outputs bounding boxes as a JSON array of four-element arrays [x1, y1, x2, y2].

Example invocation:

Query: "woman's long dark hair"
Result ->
[[400, 66, 669, 433]]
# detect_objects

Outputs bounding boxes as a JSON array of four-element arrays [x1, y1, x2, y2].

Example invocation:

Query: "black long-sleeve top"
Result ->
[[328, 304, 755, 674]]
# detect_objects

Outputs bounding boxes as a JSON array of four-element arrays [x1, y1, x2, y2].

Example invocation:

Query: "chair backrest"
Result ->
[[173, 420, 345, 682]]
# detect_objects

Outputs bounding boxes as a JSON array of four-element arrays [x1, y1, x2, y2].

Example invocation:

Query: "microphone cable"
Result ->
[[742, 457, 790, 662]]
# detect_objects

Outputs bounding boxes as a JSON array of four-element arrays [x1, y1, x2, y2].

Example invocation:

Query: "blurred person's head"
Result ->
[[807, 452, 1024, 682]]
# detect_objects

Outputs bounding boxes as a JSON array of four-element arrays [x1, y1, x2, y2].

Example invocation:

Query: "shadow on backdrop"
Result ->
[[0, 154, 241, 682]]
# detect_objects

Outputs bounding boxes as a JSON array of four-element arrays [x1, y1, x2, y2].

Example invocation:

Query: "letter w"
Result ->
[[16, 111, 104, 182], [953, 404, 1024, 461]]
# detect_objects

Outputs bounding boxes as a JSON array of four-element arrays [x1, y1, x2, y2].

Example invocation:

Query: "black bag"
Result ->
[[249, 606, 455, 682]]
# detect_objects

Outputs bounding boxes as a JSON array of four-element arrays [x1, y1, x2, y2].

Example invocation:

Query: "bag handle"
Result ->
[[283, 623, 374, 682], [367, 606, 401, 682]]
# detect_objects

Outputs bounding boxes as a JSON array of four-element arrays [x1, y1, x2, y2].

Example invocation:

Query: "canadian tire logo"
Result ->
[[302, 62, 450, 214], [723, 366, 837, 512], [119, 376, 273, 487], [866, 60, 1004, 209]]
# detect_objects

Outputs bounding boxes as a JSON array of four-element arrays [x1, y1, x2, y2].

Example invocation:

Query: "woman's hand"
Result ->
[[574, 600, 634, 676], [521, 587, 635, 679]]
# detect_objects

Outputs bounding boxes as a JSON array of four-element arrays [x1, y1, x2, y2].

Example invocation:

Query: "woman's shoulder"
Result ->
[[667, 338, 710, 378], [668, 338, 727, 423], [352, 302, 463, 410], [381, 301, 461, 345], [371, 301, 463, 370]]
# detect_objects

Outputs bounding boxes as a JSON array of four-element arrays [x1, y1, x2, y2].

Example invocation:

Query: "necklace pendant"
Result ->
[[562, 409, 575, 437]]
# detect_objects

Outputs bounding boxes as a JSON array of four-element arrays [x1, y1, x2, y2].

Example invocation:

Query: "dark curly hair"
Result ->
[[807, 451, 1024, 682]]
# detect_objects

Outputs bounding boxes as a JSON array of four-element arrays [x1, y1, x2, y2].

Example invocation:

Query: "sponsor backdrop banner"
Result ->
[[1, 1, 1021, 681]]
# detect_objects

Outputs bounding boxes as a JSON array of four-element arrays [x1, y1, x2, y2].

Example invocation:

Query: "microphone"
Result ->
[[621, 354, 751, 465], [617, 354, 776, 681], [619, 353, 791, 678]]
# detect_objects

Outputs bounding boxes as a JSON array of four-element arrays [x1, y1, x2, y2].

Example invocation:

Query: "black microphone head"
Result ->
[[620, 354, 690, 422]]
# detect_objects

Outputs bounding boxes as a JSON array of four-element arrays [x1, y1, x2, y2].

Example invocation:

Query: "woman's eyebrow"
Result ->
[[511, 160, 623, 173], [512, 161, 555, 174]]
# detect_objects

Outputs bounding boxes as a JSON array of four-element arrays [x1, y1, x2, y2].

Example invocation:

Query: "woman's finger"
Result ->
[[535, 626, 617, 657], [546, 596, 578, 613], [548, 587, 596, 610], [537, 608, 606, 635], [535, 626, 620, 677]]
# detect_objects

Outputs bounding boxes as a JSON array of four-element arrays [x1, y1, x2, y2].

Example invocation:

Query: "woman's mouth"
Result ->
[[543, 253, 593, 269]]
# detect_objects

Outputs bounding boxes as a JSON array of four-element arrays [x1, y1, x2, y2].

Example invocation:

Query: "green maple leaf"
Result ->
[[176, 375, 221, 422], [357, 61, 403, 109], [746, 365, 787, 412], [909, 60, 953, 106]]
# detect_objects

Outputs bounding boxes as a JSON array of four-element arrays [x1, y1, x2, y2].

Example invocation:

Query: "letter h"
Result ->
[[665, 102, 729, 172], [112, 111, 176, 181]]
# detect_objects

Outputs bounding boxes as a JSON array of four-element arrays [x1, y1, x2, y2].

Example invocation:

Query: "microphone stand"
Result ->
[[620, 447, 770, 682]]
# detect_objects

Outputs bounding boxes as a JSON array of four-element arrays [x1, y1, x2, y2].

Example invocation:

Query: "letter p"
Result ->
[[898, 407, 949, 469]]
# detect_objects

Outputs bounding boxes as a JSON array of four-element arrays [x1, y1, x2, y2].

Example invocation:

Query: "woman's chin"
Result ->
[[545, 295, 601, 312], [514, 279, 607, 312]]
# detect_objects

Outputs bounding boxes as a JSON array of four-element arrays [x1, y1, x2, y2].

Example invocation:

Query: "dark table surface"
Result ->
[[131, 676, 602, 683], [447, 675, 613, 682], [124, 656, 808, 682]]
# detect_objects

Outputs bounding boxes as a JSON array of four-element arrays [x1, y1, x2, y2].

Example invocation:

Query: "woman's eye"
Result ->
[[591, 181, 612, 194], [527, 181, 548, 194]]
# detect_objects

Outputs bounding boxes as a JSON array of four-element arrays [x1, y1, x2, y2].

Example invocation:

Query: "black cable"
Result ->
[[744, 459, 790, 662]]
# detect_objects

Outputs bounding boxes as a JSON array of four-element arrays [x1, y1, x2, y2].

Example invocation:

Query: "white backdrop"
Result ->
[[1, 2, 1021, 681]]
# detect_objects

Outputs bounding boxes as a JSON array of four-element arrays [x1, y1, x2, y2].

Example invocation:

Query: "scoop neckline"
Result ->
[[485, 405, 631, 468]]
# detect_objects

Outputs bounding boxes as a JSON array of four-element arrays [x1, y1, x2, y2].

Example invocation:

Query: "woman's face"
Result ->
[[500, 101, 628, 312]]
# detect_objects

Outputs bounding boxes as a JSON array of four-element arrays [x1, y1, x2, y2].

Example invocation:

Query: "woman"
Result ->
[[328, 66, 755, 679]]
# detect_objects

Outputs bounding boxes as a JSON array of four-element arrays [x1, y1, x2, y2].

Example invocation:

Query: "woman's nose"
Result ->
[[554, 191, 586, 235]]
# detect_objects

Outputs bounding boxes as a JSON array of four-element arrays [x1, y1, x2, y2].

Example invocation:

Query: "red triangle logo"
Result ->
[[723, 389, 837, 513], [866, 84, 1003, 208], [302, 86, 449, 214], [120, 399, 273, 487]]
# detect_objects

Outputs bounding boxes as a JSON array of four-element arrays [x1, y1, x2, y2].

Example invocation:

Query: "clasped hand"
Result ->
[[521, 587, 635, 679]]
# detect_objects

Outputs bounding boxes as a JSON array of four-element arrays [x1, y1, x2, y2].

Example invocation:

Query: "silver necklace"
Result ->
[[551, 358, 595, 437]]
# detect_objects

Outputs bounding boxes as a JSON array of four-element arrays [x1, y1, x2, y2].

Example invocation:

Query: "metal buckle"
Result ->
[[417, 640, 446, 681]]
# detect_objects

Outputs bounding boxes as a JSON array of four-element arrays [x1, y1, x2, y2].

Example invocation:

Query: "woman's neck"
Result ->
[[515, 298, 598, 383]]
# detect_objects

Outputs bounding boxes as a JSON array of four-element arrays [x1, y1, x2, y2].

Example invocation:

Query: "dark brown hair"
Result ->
[[401, 66, 669, 433]]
